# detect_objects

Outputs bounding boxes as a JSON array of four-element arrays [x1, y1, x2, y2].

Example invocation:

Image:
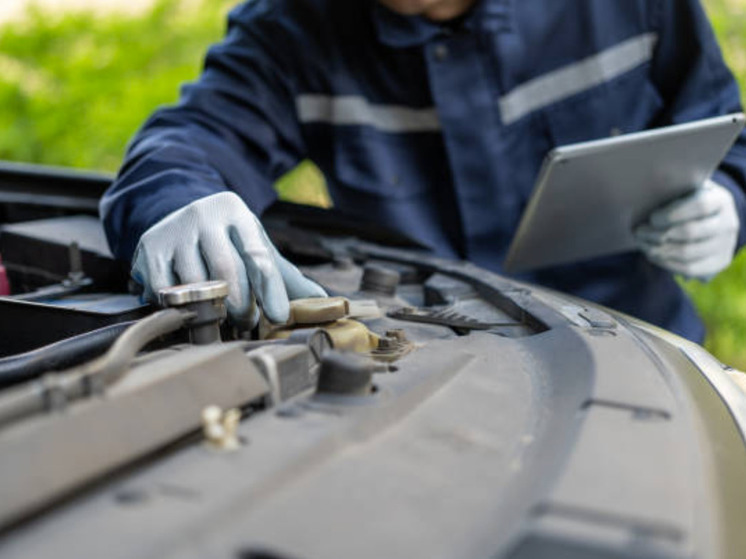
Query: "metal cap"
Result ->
[[159, 280, 229, 307]]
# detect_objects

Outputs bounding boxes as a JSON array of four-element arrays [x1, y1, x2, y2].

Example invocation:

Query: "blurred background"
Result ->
[[1, 0, 744, 366]]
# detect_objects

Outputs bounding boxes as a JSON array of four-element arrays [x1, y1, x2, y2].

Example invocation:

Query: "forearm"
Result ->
[[101, 114, 279, 262], [101, 7, 307, 262]]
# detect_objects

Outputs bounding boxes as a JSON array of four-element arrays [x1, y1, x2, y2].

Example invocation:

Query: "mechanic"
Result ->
[[100, 0, 746, 342]]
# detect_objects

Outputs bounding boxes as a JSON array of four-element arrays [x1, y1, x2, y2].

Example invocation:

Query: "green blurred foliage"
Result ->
[[0, 0, 234, 170], [0, 0, 745, 365], [685, 0, 746, 369], [0, 0, 331, 204]]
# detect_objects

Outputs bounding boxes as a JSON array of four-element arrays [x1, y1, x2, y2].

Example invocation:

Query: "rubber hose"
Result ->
[[88, 308, 191, 386], [0, 309, 193, 428], [0, 321, 136, 388]]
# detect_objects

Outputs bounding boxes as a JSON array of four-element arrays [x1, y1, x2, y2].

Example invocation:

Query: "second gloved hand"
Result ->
[[131, 191, 326, 324], [635, 179, 739, 280]]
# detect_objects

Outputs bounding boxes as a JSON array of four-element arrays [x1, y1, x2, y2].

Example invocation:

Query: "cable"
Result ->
[[0, 309, 193, 428], [79, 308, 192, 386], [0, 321, 136, 388]]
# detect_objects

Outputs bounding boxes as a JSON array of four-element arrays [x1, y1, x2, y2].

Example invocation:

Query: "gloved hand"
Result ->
[[635, 179, 740, 280], [131, 191, 326, 324]]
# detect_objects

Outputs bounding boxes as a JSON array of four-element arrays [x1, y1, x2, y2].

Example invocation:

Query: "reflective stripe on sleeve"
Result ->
[[499, 32, 659, 125], [296, 95, 441, 132]]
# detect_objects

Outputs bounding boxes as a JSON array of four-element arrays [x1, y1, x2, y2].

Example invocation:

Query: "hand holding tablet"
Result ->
[[504, 113, 745, 274], [635, 179, 739, 280]]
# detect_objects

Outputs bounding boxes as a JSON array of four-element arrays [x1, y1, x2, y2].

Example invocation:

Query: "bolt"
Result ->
[[385, 329, 408, 343], [377, 337, 397, 350], [159, 281, 229, 344], [360, 265, 400, 296]]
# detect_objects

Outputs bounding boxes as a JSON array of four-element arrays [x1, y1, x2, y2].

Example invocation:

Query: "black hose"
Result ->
[[89, 309, 192, 386], [0, 321, 136, 388], [0, 309, 194, 428]]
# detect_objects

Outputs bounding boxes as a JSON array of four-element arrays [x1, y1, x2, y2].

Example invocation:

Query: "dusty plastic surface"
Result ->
[[0, 212, 745, 559]]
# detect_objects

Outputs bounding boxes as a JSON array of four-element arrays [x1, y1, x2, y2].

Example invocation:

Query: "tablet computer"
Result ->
[[503, 113, 746, 273]]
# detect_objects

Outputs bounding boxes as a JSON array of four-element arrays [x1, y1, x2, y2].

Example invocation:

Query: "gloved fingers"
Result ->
[[640, 234, 723, 265], [266, 240, 327, 300], [132, 247, 177, 303], [634, 224, 665, 245], [635, 212, 724, 245], [130, 246, 149, 294], [172, 245, 210, 285], [648, 186, 722, 228], [229, 218, 290, 324], [248, 295, 261, 328], [276, 256, 327, 299], [646, 249, 730, 280], [198, 233, 254, 323]]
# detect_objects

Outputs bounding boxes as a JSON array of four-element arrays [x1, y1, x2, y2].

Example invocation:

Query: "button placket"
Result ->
[[424, 34, 513, 262], [433, 43, 449, 62]]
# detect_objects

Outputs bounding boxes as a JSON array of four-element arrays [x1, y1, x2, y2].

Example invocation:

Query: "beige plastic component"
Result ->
[[264, 296, 384, 354], [290, 297, 350, 325], [320, 319, 380, 352], [267, 319, 379, 353], [201, 406, 242, 451], [347, 299, 383, 320]]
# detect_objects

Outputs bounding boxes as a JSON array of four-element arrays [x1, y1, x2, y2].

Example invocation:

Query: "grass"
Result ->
[[0, 0, 330, 207], [685, 0, 746, 368], [1, 0, 746, 365], [0, 0, 234, 170]]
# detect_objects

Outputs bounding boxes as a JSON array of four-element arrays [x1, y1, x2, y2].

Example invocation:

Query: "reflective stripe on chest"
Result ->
[[296, 95, 441, 133], [499, 32, 659, 125], [295, 33, 657, 131]]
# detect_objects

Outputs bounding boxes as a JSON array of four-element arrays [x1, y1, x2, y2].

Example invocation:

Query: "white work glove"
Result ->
[[131, 191, 326, 324], [635, 179, 740, 280]]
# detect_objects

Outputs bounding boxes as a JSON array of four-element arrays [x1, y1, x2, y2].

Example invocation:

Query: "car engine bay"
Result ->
[[1, 162, 746, 559]]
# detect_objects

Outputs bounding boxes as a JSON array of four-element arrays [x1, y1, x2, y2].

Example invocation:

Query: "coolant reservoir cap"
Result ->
[[159, 280, 229, 307], [290, 296, 349, 324]]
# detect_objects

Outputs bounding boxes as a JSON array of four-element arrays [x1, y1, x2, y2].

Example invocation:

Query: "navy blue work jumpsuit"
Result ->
[[101, 0, 746, 342]]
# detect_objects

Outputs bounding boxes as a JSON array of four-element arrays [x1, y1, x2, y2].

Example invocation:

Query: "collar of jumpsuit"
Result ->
[[342, 0, 717, 343], [372, 0, 510, 48]]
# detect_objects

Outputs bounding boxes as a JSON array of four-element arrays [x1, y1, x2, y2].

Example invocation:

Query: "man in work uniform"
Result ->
[[101, 0, 746, 342]]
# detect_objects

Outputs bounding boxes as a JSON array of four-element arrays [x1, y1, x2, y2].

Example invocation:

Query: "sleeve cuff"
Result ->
[[102, 175, 277, 264]]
